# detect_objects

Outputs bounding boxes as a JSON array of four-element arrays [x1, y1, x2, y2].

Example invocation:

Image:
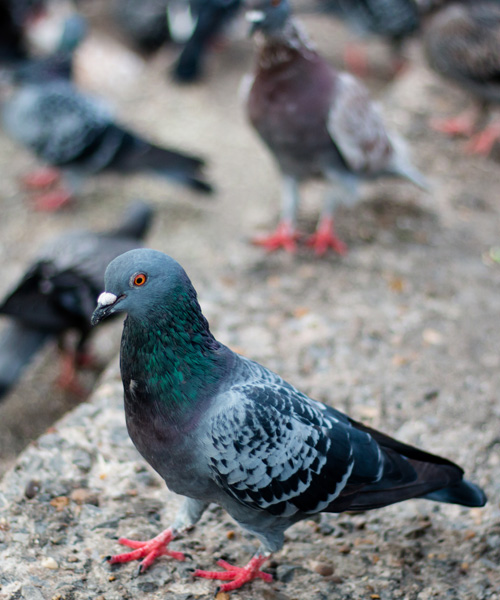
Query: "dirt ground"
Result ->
[[0, 6, 499, 599]]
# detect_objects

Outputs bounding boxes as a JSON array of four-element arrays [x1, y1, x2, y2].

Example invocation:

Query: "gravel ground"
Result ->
[[0, 11, 499, 600]]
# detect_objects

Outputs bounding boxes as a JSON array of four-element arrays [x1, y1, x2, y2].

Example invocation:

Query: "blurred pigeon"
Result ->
[[244, 0, 427, 255], [0, 0, 46, 63], [424, 1, 500, 156], [171, 0, 242, 83], [91, 248, 486, 593], [312, 0, 420, 76], [113, 0, 171, 54], [2, 63, 213, 210], [0, 201, 154, 399]]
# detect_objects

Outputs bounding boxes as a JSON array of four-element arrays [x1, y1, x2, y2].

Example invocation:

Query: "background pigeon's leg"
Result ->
[[33, 188, 73, 211], [343, 42, 369, 78], [56, 349, 86, 396], [252, 175, 301, 252], [194, 551, 272, 593], [307, 181, 354, 255], [22, 167, 61, 189], [430, 107, 479, 138], [107, 498, 208, 573], [465, 121, 500, 156]]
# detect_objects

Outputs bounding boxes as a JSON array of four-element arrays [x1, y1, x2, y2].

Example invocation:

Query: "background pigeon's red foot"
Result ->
[[252, 222, 301, 253], [33, 189, 73, 211], [193, 555, 272, 593], [465, 123, 500, 156], [21, 167, 61, 189], [107, 528, 185, 573], [430, 110, 477, 137], [343, 42, 369, 78], [306, 218, 347, 256], [56, 352, 86, 397]]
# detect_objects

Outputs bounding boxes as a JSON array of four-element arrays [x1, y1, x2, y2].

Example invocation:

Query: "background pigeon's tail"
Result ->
[[388, 132, 430, 191], [110, 129, 213, 194], [107, 200, 154, 240], [0, 322, 51, 400]]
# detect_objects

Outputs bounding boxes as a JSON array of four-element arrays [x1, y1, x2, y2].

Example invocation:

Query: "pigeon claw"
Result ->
[[252, 221, 301, 253], [107, 528, 185, 572], [306, 217, 347, 256], [464, 122, 500, 156], [193, 555, 272, 593], [22, 167, 61, 190], [429, 110, 477, 138], [33, 189, 73, 212]]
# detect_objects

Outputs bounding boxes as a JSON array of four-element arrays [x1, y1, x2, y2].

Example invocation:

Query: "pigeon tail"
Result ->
[[110, 130, 214, 194], [388, 133, 430, 191], [421, 480, 487, 507], [0, 322, 51, 400], [107, 201, 154, 241]]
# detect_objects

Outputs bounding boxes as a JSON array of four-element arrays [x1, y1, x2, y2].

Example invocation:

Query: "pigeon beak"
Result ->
[[245, 10, 265, 36], [91, 292, 122, 326]]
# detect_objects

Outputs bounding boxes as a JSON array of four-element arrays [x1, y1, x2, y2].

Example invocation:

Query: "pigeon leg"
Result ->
[[430, 107, 478, 137], [107, 499, 208, 573], [33, 188, 73, 211], [343, 42, 369, 78], [193, 553, 272, 593], [306, 216, 347, 256], [252, 175, 301, 252], [56, 350, 86, 397], [306, 185, 348, 255], [22, 167, 61, 189], [465, 121, 500, 156], [107, 527, 185, 573]]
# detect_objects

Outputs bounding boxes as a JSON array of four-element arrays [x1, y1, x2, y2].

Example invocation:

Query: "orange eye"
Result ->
[[133, 273, 147, 286]]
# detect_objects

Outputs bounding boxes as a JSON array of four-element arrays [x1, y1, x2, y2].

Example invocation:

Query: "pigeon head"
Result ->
[[245, 0, 291, 35], [91, 248, 191, 326]]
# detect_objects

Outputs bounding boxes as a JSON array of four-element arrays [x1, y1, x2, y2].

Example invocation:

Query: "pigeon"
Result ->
[[0, 0, 46, 64], [91, 248, 486, 594], [312, 0, 421, 76], [113, 0, 171, 54], [0, 201, 154, 399], [244, 0, 427, 255], [171, 0, 242, 83], [2, 61, 213, 211], [423, 1, 500, 156]]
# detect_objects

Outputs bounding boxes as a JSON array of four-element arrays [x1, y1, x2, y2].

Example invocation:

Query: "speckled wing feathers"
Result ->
[[327, 72, 393, 173]]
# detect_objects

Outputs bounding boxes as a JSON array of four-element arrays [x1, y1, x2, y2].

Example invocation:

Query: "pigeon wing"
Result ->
[[206, 383, 384, 517], [327, 72, 393, 174]]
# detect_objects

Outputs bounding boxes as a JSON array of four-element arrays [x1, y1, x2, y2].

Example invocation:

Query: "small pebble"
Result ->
[[311, 561, 334, 577], [70, 488, 99, 506], [50, 496, 70, 511], [41, 557, 58, 570], [226, 530, 236, 540], [25, 480, 41, 499]]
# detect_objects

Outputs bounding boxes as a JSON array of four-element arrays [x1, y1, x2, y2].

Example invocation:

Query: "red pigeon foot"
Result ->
[[22, 167, 61, 189], [33, 189, 73, 211], [430, 110, 477, 137], [56, 351, 87, 397], [465, 122, 500, 156], [306, 217, 347, 256], [193, 555, 272, 593], [107, 528, 185, 573], [343, 42, 370, 78], [252, 221, 301, 253]]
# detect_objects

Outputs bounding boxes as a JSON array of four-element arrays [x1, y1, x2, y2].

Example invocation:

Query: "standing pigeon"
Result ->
[[0, 202, 154, 399], [2, 69, 213, 211], [171, 0, 242, 83], [312, 0, 420, 76], [113, 0, 171, 54], [423, 1, 500, 156], [91, 248, 486, 594], [244, 0, 426, 255]]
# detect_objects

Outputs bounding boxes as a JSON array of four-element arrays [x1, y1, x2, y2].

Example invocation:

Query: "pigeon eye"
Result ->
[[132, 273, 147, 287]]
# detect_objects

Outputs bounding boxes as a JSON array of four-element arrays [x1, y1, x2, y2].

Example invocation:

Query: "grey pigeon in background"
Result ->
[[91, 248, 486, 594], [2, 71, 213, 210], [0, 201, 154, 399], [424, 1, 500, 156], [244, 0, 427, 255], [113, 0, 171, 53]]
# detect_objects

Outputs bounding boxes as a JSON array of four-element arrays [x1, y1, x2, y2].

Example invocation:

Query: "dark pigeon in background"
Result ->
[[0, 201, 154, 399], [0, 0, 46, 64], [113, 0, 172, 54], [244, 0, 427, 255], [423, 1, 500, 156], [91, 248, 486, 594], [312, 0, 420, 75], [171, 0, 242, 83]]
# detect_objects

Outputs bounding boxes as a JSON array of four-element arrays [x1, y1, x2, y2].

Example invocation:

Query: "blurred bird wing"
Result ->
[[326, 72, 393, 173], [205, 381, 381, 517]]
